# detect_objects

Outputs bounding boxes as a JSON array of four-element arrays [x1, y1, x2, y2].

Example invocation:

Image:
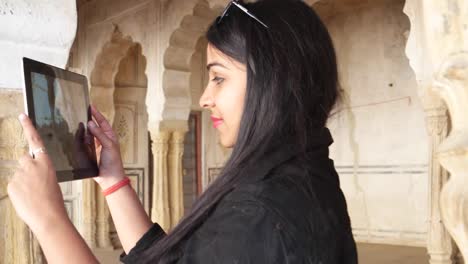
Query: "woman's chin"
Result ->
[[218, 134, 235, 149]]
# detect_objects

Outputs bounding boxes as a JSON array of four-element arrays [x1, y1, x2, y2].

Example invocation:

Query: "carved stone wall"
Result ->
[[404, 0, 468, 262]]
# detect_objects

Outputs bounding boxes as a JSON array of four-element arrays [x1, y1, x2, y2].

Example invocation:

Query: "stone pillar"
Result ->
[[149, 130, 172, 231], [433, 53, 468, 262], [425, 103, 456, 264], [95, 189, 112, 249], [168, 130, 187, 228], [82, 179, 97, 248]]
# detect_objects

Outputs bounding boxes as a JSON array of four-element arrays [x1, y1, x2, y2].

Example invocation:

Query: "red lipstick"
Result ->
[[211, 116, 224, 128]]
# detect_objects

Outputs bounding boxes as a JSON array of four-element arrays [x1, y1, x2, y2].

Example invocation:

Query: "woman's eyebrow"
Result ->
[[207, 62, 229, 71]]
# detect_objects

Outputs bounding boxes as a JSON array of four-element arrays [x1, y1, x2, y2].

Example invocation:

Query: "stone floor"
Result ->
[[94, 243, 429, 263]]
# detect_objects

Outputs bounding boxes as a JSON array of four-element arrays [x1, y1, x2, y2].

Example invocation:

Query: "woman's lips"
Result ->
[[211, 116, 224, 128]]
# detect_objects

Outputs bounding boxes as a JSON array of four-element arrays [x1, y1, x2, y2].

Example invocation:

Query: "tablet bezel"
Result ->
[[23, 57, 99, 182]]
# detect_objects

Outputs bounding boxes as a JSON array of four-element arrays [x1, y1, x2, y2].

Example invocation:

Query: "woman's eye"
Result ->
[[211, 76, 224, 84]]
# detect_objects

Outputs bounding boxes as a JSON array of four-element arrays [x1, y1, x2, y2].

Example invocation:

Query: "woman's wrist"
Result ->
[[102, 177, 131, 197], [96, 174, 127, 190], [33, 208, 72, 239]]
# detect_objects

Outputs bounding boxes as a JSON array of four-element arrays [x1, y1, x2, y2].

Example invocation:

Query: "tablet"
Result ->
[[23, 57, 99, 182]]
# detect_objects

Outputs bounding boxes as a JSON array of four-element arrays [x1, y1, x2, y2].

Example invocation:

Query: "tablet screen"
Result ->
[[23, 58, 99, 182]]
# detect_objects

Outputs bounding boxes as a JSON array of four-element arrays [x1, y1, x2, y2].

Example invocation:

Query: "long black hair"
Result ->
[[141, 0, 339, 262]]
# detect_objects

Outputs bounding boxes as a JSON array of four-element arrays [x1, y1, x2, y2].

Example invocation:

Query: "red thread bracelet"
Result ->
[[102, 177, 131, 196]]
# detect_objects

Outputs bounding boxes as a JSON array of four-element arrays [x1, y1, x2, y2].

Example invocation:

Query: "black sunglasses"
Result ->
[[217, 0, 268, 29]]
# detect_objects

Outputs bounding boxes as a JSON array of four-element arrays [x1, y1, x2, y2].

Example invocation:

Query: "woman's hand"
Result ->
[[7, 114, 69, 235], [87, 105, 126, 190]]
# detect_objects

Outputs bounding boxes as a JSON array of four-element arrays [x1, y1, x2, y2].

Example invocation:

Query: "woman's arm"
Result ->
[[34, 216, 99, 264], [87, 105, 153, 252], [8, 114, 98, 263], [104, 184, 153, 253], [9, 110, 153, 264]]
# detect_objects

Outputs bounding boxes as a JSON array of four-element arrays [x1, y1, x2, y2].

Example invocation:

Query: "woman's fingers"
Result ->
[[18, 154, 33, 168], [18, 114, 48, 162], [9, 116, 67, 236], [87, 121, 113, 149], [90, 105, 118, 142], [90, 105, 108, 127]]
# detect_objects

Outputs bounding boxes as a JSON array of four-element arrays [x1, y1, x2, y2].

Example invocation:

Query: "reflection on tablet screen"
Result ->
[[29, 71, 98, 181]]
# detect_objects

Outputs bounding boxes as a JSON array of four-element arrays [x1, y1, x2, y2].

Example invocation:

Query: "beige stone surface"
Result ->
[[316, 0, 429, 246]]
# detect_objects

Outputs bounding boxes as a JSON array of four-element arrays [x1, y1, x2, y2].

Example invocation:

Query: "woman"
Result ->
[[8, 0, 358, 263]]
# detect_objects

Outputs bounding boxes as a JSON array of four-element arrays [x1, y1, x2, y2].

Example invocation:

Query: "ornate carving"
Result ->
[[426, 107, 449, 136], [115, 113, 130, 155], [113, 101, 139, 165], [424, 104, 456, 264]]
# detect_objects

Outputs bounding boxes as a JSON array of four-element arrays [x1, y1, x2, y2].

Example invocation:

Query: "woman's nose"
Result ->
[[199, 88, 215, 109]]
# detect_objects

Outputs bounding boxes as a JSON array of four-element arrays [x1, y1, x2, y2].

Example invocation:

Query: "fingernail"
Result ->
[[88, 122, 95, 127], [18, 114, 26, 121]]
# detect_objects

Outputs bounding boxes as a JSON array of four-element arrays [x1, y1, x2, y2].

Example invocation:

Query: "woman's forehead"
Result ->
[[207, 44, 230, 64], [206, 44, 246, 72]]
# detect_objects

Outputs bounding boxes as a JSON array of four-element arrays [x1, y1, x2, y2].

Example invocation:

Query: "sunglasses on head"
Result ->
[[217, 0, 269, 29]]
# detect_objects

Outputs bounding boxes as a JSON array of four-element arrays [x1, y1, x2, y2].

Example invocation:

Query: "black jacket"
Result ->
[[121, 128, 358, 263]]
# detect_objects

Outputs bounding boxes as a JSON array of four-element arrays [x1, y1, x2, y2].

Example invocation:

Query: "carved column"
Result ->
[[433, 53, 468, 263], [149, 130, 171, 231], [82, 179, 97, 248], [425, 104, 456, 264], [95, 189, 112, 249], [168, 131, 187, 228]]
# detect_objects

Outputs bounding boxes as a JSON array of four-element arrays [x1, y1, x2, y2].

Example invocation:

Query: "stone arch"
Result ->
[[89, 26, 145, 123], [160, 0, 218, 123]]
